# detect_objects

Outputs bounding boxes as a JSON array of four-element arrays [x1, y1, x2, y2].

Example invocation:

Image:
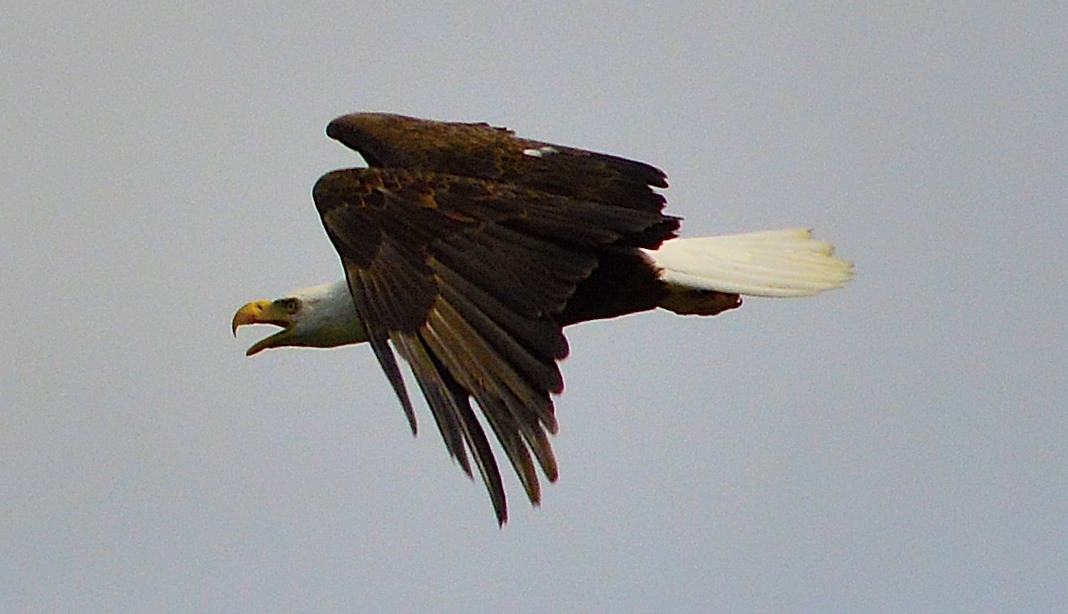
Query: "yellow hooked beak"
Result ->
[[231, 299, 295, 356]]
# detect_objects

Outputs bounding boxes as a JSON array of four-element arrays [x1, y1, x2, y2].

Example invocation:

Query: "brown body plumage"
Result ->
[[317, 114, 738, 523]]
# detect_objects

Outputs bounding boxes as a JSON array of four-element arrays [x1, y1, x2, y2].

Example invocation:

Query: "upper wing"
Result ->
[[326, 112, 672, 218], [313, 166, 673, 523]]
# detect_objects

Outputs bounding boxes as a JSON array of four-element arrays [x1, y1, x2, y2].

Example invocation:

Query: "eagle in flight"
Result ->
[[232, 113, 853, 524]]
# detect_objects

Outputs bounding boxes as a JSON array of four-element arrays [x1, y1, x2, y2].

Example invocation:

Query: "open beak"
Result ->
[[231, 299, 294, 356]]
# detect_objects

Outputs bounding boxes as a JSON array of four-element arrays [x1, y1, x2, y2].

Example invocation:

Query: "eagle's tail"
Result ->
[[645, 228, 854, 315]]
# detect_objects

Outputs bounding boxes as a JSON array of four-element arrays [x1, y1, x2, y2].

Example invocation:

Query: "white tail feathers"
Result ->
[[645, 228, 854, 298]]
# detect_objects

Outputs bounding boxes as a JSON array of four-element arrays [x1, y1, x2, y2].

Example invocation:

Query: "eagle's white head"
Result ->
[[231, 279, 368, 355]]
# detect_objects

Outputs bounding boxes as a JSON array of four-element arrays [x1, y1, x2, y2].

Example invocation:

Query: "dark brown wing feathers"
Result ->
[[326, 113, 669, 211], [315, 113, 679, 523]]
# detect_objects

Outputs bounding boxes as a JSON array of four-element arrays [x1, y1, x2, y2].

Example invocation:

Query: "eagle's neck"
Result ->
[[296, 279, 369, 348]]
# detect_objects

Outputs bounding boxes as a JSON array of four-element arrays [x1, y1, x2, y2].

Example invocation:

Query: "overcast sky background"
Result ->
[[3, 3, 1066, 612]]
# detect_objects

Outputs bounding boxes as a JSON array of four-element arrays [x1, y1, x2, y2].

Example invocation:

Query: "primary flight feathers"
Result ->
[[232, 113, 853, 524]]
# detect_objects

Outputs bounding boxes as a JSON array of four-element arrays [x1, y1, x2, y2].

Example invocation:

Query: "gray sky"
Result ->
[[4, 3, 1066, 611]]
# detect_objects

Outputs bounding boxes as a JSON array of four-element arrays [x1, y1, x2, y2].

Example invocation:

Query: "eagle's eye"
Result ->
[[280, 298, 301, 314]]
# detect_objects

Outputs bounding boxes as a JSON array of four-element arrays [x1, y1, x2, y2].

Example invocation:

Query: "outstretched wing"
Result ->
[[316, 113, 680, 523], [326, 113, 672, 219]]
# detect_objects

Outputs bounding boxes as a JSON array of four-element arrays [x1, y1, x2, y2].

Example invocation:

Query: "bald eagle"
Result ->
[[232, 113, 852, 524]]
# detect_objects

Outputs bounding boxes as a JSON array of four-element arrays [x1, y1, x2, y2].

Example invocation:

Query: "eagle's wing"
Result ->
[[313, 167, 670, 523], [326, 112, 673, 215]]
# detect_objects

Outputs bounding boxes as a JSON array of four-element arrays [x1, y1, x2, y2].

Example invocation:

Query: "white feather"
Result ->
[[644, 228, 854, 297]]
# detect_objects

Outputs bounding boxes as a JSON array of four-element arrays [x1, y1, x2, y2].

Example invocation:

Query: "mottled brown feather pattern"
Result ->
[[314, 113, 692, 523]]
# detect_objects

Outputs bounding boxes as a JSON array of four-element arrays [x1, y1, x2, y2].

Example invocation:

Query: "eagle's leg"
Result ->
[[659, 289, 742, 316]]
